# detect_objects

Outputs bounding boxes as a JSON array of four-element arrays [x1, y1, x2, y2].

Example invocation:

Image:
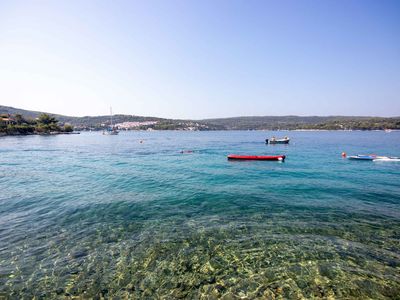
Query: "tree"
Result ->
[[63, 124, 74, 132], [15, 114, 25, 125], [37, 113, 58, 125], [36, 113, 60, 132]]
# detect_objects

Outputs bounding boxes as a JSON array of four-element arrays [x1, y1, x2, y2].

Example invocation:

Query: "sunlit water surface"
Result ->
[[1, 131, 400, 299]]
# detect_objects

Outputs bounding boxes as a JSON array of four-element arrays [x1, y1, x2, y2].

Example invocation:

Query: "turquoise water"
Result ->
[[1, 131, 400, 299]]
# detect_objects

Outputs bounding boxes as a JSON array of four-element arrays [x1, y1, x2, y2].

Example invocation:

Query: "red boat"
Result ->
[[227, 154, 285, 161]]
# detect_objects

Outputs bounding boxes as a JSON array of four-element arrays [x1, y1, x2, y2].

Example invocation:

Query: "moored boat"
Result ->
[[347, 154, 400, 161], [227, 154, 285, 161], [266, 137, 290, 144], [347, 154, 376, 161], [103, 107, 119, 135], [103, 128, 119, 135]]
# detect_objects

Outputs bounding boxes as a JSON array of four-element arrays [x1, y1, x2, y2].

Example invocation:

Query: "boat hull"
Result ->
[[103, 129, 119, 135], [348, 155, 376, 161], [266, 139, 290, 144], [348, 154, 400, 161], [228, 154, 285, 161]]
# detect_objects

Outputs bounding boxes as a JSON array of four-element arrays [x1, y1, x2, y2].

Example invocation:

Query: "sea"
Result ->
[[1, 130, 399, 299]]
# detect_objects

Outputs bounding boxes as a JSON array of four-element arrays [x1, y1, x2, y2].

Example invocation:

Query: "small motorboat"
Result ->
[[347, 154, 377, 161], [227, 154, 285, 161], [266, 137, 290, 144], [347, 154, 400, 161]]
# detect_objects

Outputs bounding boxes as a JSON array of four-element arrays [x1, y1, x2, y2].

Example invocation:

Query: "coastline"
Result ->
[[2, 129, 398, 136], [0, 131, 80, 137]]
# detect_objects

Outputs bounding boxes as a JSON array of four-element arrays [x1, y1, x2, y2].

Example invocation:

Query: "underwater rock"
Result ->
[[100, 288, 109, 297], [200, 261, 215, 274], [318, 264, 339, 279], [215, 283, 225, 293], [69, 249, 88, 259], [262, 288, 276, 299]]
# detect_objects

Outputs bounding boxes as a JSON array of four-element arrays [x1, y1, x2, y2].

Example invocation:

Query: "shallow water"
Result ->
[[1, 131, 400, 299]]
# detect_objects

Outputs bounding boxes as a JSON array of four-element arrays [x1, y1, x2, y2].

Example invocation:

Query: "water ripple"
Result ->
[[0, 131, 399, 298]]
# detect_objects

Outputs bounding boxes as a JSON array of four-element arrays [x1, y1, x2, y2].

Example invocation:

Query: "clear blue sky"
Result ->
[[0, 0, 399, 118]]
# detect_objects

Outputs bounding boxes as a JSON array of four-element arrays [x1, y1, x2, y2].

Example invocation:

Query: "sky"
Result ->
[[0, 0, 399, 119]]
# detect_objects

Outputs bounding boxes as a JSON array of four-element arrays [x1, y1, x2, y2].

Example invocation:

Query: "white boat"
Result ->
[[347, 154, 400, 162], [266, 137, 290, 144], [103, 128, 119, 135], [103, 107, 119, 135]]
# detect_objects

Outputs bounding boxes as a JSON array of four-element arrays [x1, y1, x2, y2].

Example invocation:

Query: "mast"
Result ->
[[110, 107, 113, 128]]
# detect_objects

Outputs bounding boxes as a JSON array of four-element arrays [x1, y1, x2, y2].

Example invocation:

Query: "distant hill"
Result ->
[[0, 105, 70, 120], [1, 105, 399, 130], [201, 115, 400, 130], [0, 105, 169, 130], [202, 115, 339, 130]]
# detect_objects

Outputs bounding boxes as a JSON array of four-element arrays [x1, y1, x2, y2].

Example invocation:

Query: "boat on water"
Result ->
[[347, 154, 377, 161], [266, 137, 290, 144], [347, 154, 400, 161], [103, 107, 119, 135], [103, 128, 119, 135], [227, 154, 285, 161]]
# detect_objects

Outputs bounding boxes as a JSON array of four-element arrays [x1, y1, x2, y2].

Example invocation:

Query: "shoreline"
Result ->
[[0, 131, 80, 137], [1, 129, 398, 136]]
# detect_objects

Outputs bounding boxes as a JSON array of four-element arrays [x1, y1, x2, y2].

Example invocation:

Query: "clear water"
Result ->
[[1, 131, 399, 299]]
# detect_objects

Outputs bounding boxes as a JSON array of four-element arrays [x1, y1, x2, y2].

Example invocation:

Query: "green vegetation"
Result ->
[[1, 105, 399, 131], [63, 124, 74, 132], [203, 116, 400, 130], [299, 117, 400, 130], [0, 113, 74, 135], [139, 120, 221, 131]]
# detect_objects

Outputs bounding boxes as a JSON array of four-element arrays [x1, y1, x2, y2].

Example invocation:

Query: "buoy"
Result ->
[[341, 152, 346, 158]]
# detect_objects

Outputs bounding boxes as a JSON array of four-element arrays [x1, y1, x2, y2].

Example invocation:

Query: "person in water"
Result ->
[[180, 150, 194, 154]]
